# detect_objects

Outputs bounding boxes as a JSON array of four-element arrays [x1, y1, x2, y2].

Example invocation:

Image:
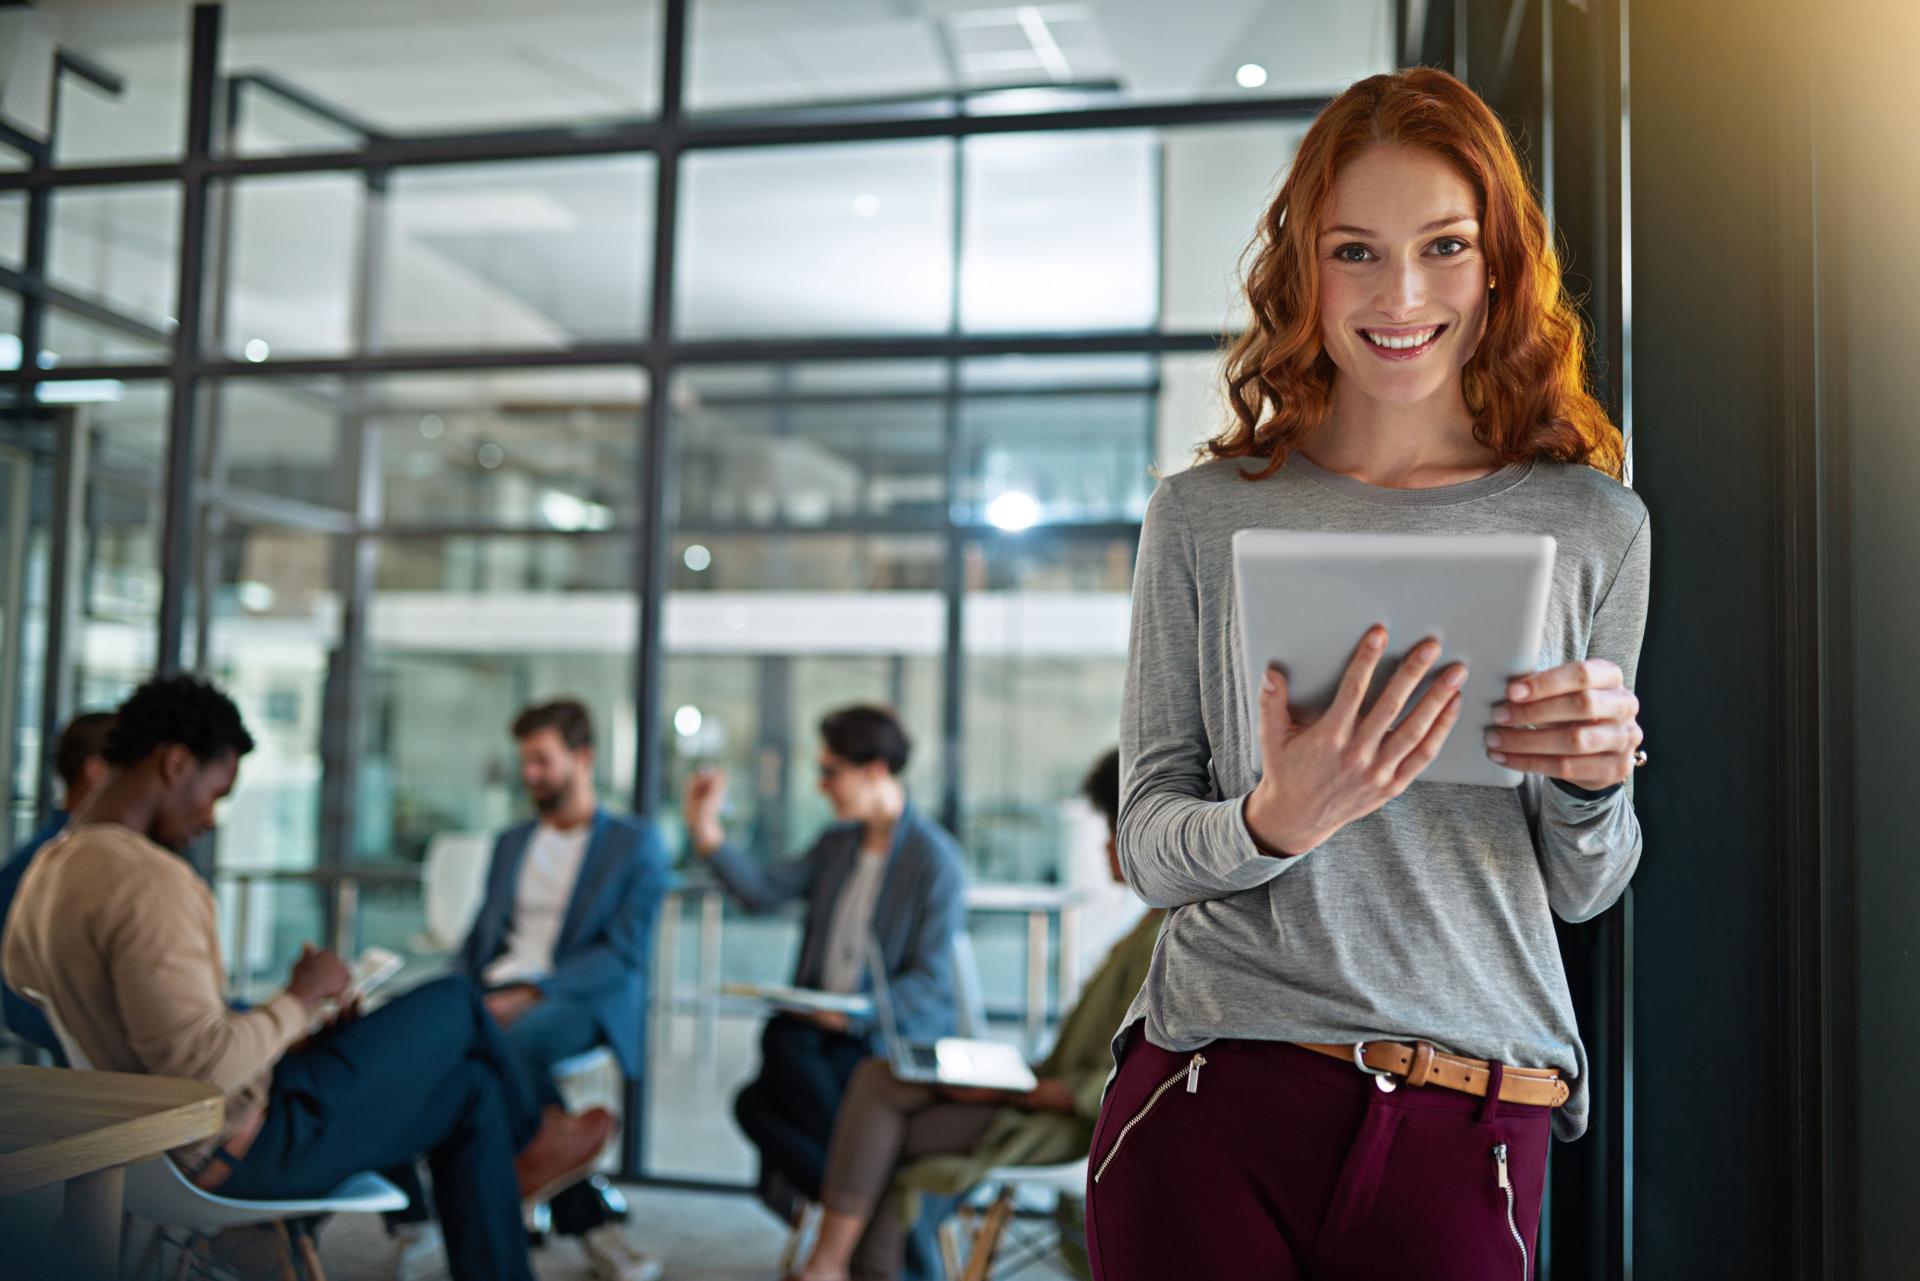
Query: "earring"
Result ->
[[1488, 277, 1497, 290]]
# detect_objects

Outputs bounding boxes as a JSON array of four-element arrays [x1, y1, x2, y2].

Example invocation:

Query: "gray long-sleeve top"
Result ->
[[1116, 452, 1650, 1139]]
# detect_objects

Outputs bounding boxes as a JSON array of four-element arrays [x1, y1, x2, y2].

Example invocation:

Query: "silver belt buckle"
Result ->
[[1352, 1041, 1398, 1092]]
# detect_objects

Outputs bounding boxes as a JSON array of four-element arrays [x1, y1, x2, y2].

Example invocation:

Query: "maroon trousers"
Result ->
[[1085, 1036, 1550, 1281]]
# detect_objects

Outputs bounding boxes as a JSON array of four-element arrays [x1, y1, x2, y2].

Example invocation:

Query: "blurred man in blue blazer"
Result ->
[[460, 699, 673, 1281]]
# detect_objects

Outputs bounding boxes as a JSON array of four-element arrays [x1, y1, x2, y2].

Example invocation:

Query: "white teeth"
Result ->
[[1364, 327, 1440, 350]]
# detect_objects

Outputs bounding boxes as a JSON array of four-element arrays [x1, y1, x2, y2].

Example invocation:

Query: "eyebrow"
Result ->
[[1319, 213, 1479, 239]]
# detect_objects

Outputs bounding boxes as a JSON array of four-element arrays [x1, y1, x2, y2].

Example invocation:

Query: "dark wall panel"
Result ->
[[1628, 0, 1815, 1273]]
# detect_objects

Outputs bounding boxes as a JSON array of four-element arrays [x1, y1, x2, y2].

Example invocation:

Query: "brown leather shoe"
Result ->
[[514, 1105, 616, 1204]]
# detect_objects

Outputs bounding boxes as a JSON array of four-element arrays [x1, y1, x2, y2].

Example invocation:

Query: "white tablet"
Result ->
[[1232, 530, 1557, 788], [719, 982, 875, 1019]]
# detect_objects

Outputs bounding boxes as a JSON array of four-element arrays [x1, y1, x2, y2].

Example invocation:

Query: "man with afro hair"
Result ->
[[3, 674, 614, 1281]]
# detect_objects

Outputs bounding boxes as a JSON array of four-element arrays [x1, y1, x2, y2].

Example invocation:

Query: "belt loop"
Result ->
[[1480, 1060, 1506, 1123], [1406, 1041, 1436, 1089]]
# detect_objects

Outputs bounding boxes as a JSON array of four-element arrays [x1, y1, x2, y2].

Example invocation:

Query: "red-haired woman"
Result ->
[[1088, 68, 1648, 1279]]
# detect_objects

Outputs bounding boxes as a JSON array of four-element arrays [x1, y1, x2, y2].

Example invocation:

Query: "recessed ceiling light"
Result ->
[[674, 705, 703, 736], [476, 443, 504, 469], [684, 544, 713, 572], [1236, 63, 1269, 89], [419, 414, 445, 439], [243, 338, 271, 362]]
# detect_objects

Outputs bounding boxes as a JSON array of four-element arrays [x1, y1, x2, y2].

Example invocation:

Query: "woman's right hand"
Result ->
[[1242, 625, 1466, 857], [684, 767, 729, 857]]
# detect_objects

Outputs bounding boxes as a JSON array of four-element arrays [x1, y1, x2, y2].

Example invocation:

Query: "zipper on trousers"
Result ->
[[1493, 1143, 1529, 1280], [1093, 1053, 1206, 1184]]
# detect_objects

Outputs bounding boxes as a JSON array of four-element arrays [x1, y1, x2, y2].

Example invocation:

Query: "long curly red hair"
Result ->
[[1209, 67, 1623, 480]]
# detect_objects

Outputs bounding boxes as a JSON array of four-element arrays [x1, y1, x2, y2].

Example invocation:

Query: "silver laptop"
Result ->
[[868, 936, 1037, 1093]]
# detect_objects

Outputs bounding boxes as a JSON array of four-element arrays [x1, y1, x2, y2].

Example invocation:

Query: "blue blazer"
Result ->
[[458, 809, 673, 1077], [706, 802, 967, 1045]]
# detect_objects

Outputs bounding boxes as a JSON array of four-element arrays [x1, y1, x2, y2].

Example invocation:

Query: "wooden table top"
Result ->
[[0, 1064, 223, 1197]]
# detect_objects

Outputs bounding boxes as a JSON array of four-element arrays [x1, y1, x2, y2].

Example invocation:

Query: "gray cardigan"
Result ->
[[1116, 455, 1649, 1140], [706, 802, 968, 1044]]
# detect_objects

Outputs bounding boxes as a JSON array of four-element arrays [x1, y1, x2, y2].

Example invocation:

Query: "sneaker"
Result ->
[[390, 1221, 449, 1281], [515, 1105, 617, 1204], [581, 1223, 664, 1281]]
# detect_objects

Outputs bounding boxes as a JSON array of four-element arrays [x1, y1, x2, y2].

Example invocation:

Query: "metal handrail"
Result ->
[[213, 864, 423, 997], [210, 863, 1087, 1059]]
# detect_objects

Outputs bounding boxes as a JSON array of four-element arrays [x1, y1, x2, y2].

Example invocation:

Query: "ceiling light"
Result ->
[[243, 338, 271, 362], [1016, 6, 1072, 83], [476, 443, 504, 469], [684, 544, 713, 572], [986, 491, 1041, 532], [419, 414, 445, 439], [538, 490, 612, 530], [35, 379, 125, 405], [674, 705, 703, 737], [853, 194, 879, 218], [1236, 63, 1269, 89]]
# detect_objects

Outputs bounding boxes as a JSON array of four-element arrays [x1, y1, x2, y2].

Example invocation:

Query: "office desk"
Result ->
[[0, 1064, 223, 1276]]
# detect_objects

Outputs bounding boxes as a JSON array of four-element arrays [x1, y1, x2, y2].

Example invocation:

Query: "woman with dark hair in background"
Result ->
[[1089, 67, 1649, 1279], [685, 704, 966, 1270]]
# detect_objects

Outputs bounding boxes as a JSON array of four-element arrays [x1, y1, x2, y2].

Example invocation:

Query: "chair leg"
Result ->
[[120, 1214, 161, 1281], [779, 1201, 819, 1274], [293, 1231, 326, 1281], [960, 1189, 1014, 1281], [281, 1219, 329, 1281], [939, 1218, 964, 1281], [171, 1236, 207, 1281], [269, 1223, 302, 1281]]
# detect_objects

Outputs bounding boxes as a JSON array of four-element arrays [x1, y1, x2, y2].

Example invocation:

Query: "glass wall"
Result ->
[[685, 0, 1392, 116], [74, 382, 168, 708], [0, 403, 52, 850], [0, 0, 1355, 1182]]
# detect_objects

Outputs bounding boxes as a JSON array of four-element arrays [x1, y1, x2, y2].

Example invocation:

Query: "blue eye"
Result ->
[[1431, 237, 1470, 256], [1334, 244, 1373, 263]]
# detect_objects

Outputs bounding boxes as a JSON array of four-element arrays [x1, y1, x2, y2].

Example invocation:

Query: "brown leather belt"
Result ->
[[189, 1104, 265, 1192], [1297, 1040, 1570, 1109]]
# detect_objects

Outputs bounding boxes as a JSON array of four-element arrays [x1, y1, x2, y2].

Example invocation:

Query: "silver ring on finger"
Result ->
[[1632, 748, 1649, 769]]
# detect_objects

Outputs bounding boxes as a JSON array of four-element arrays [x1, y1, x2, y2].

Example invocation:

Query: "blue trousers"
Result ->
[[222, 976, 542, 1281]]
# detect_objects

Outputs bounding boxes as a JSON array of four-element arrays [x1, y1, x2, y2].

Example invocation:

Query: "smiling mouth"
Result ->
[[1360, 324, 1447, 354]]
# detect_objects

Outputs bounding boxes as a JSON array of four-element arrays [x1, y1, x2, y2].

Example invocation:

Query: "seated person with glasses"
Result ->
[[1, 674, 613, 1281], [684, 705, 967, 1255], [788, 748, 1160, 1281]]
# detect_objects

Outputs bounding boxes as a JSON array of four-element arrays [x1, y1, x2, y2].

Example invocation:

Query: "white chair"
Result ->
[[25, 989, 408, 1281], [552, 1045, 619, 1084], [951, 932, 990, 1040], [415, 831, 496, 954], [527, 1044, 627, 1240], [942, 1159, 1090, 1281]]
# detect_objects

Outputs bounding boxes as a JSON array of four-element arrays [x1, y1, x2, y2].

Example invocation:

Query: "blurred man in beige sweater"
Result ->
[[3, 674, 613, 1281]]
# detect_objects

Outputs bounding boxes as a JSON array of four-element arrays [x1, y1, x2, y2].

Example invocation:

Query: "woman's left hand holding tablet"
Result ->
[[1484, 659, 1643, 787]]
